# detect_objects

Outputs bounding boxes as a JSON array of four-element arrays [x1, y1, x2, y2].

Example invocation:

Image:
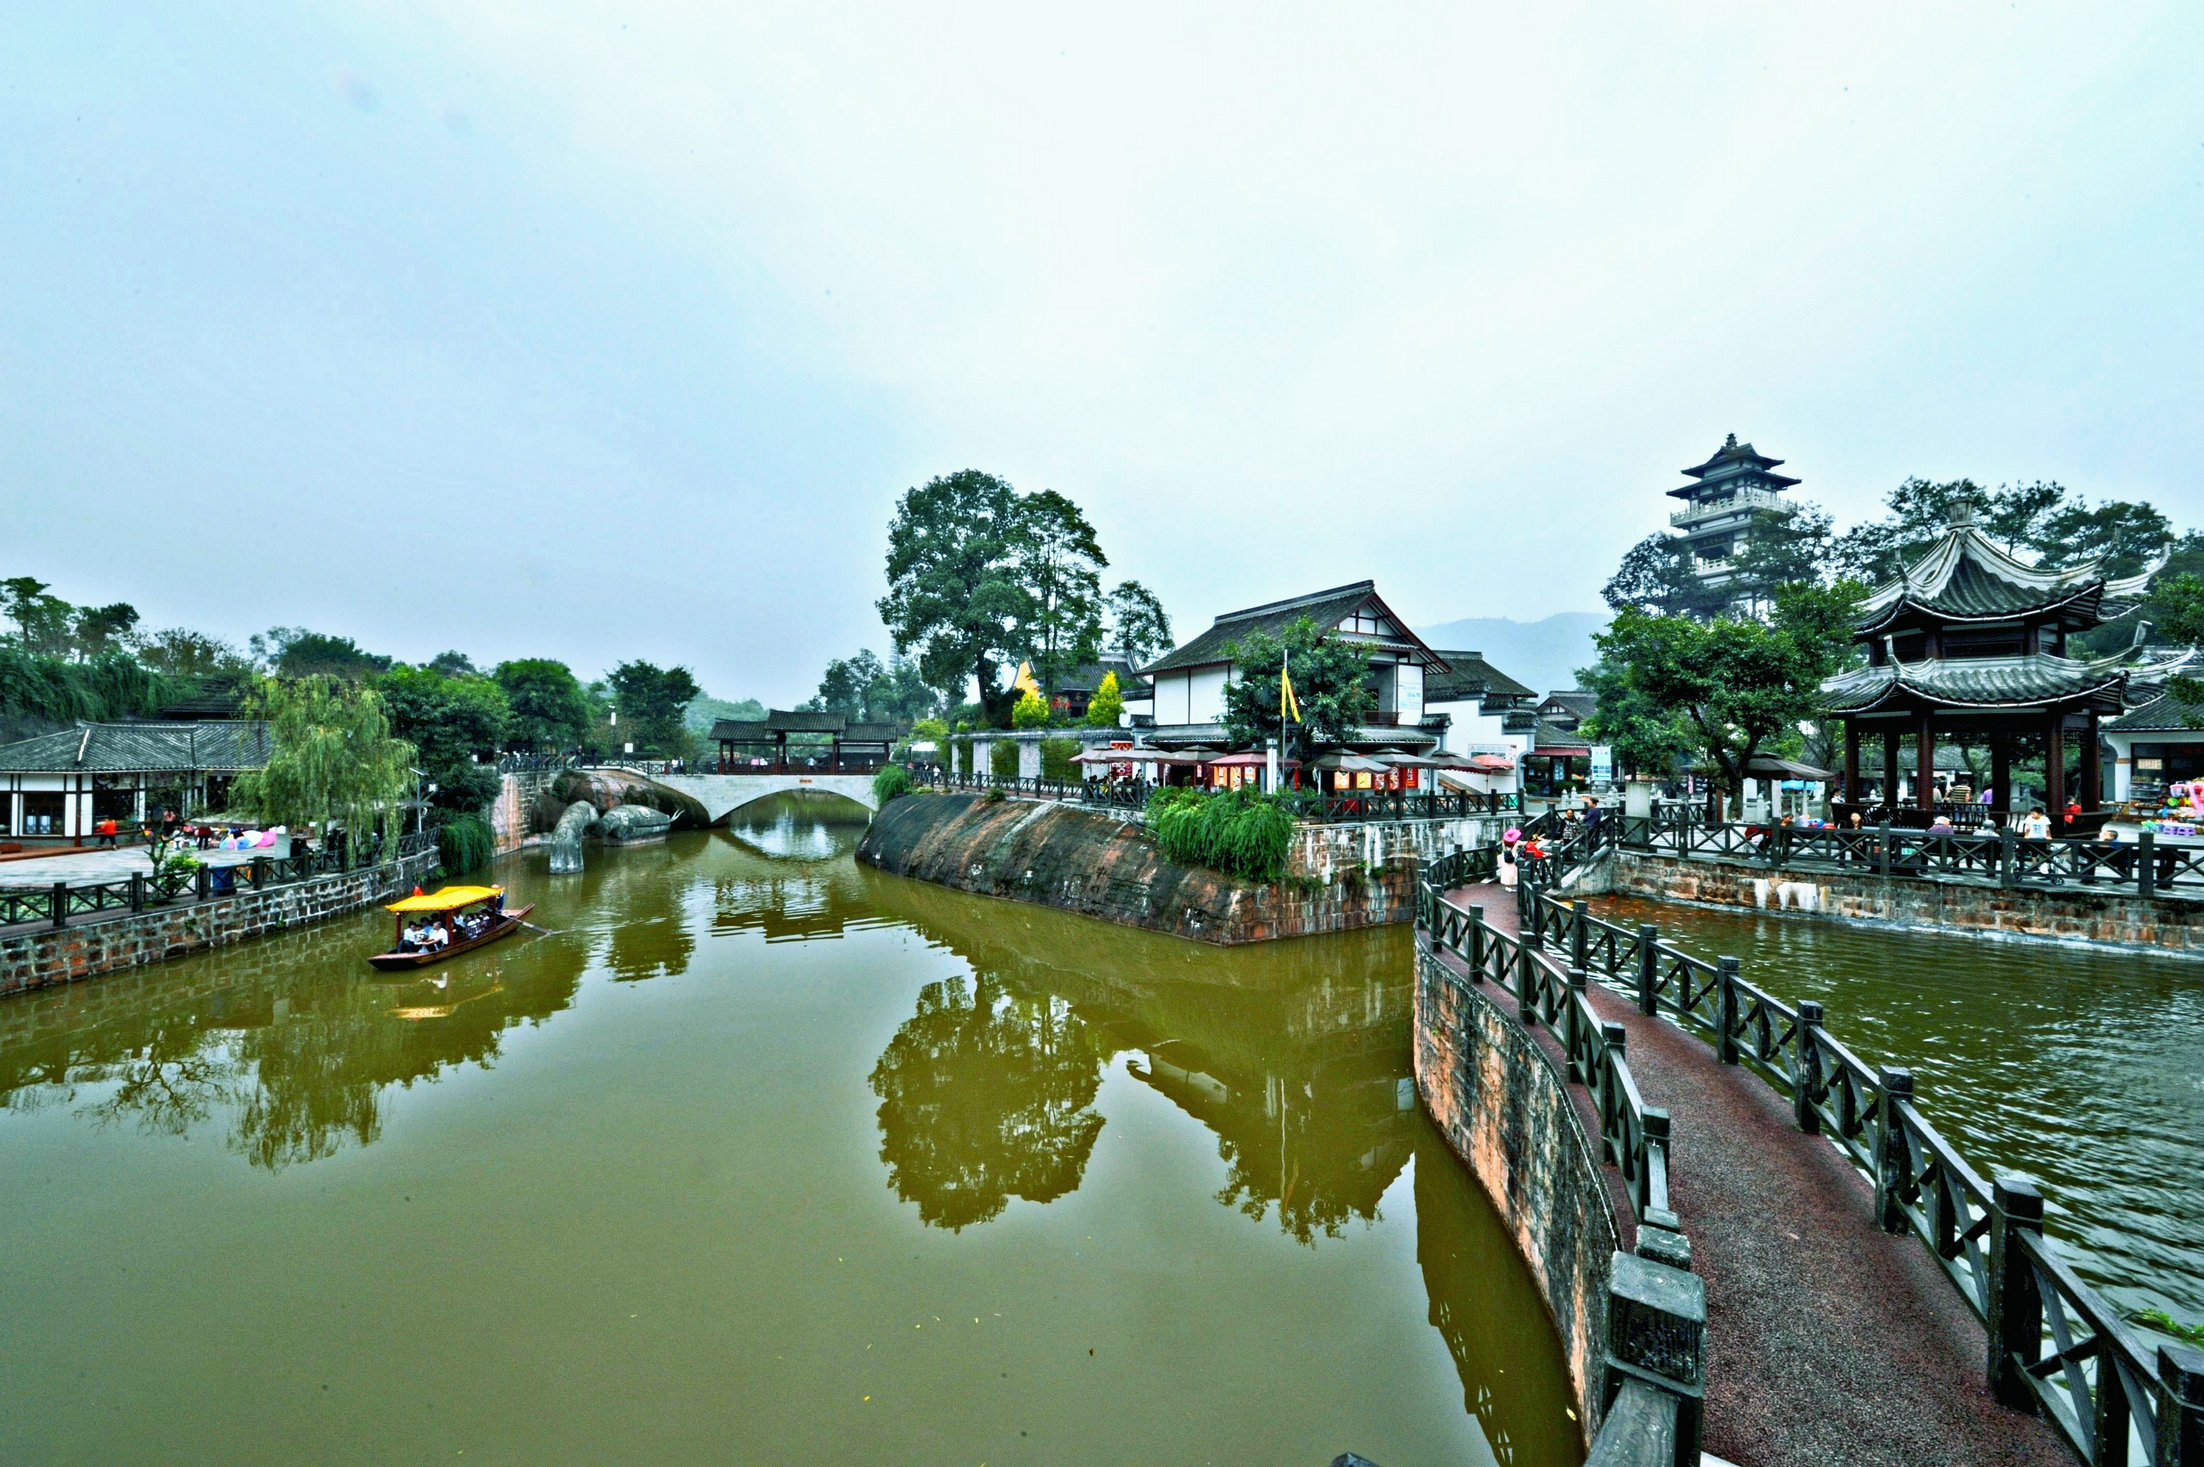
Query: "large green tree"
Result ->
[[806, 649, 939, 724], [494, 658, 593, 752], [1105, 580, 1174, 666], [1585, 583, 1860, 817], [1829, 478, 2172, 586], [878, 470, 1030, 723], [251, 627, 392, 681], [1218, 616, 1374, 764], [1007, 489, 1108, 696], [231, 675, 415, 838], [607, 660, 701, 757], [377, 665, 509, 817]]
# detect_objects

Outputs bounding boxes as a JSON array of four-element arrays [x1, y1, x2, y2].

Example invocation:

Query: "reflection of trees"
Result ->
[[858, 870, 1417, 1244], [723, 793, 872, 863], [869, 974, 1107, 1231], [0, 905, 589, 1172]]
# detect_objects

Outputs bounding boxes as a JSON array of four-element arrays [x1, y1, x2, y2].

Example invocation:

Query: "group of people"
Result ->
[[1496, 826, 1552, 889], [399, 900, 503, 953]]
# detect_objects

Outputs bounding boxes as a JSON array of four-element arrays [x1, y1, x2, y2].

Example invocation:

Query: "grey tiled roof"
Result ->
[[2107, 690, 2204, 734], [1424, 650, 1534, 703], [0, 721, 272, 773], [710, 720, 774, 742], [767, 710, 847, 734], [1854, 522, 2157, 634], [1820, 655, 2131, 714], [1145, 581, 1448, 675]]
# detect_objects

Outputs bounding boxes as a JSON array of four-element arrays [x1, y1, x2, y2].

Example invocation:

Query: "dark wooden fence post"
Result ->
[[195, 866, 211, 902], [1999, 828, 2017, 890], [1716, 957, 1741, 1065], [2140, 830, 2158, 900], [1875, 1067, 1916, 1234], [1878, 821, 1892, 879], [1467, 905, 1485, 982], [50, 882, 68, 930], [1637, 924, 1659, 1016], [1565, 968, 1590, 1083], [1985, 1173, 2044, 1409], [130, 872, 146, 913], [2161, 1343, 2204, 1467], [1571, 899, 1590, 972], [252, 856, 269, 890], [1604, 1250, 1706, 1467], [1794, 1000, 1824, 1135], [1521, 883, 1541, 950]]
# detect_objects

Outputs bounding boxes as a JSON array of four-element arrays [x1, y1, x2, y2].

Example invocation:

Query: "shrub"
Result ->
[[1145, 786, 1294, 884], [1040, 737, 1081, 782], [1084, 671, 1124, 728], [990, 739, 1019, 780], [874, 763, 914, 805], [1011, 689, 1051, 729], [436, 813, 496, 874]]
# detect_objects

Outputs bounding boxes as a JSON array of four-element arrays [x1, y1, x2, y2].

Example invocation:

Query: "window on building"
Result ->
[[22, 792, 64, 836]]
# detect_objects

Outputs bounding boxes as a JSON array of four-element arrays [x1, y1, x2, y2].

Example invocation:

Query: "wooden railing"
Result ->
[[1624, 809, 2204, 900], [1512, 880, 2204, 1466], [0, 832, 438, 932]]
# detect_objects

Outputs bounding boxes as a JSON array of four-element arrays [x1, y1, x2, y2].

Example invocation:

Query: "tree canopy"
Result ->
[[378, 665, 509, 817], [494, 658, 593, 751], [805, 649, 941, 724], [231, 675, 415, 838], [251, 627, 392, 681], [1218, 616, 1373, 763], [1105, 581, 1174, 666], [1583, 583, 1860, 813], [607, 660, 701, 756], [1084, 670, 1124, 728]]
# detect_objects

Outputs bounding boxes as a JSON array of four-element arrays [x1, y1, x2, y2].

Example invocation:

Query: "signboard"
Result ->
[[1591, 746, 1613, 784]]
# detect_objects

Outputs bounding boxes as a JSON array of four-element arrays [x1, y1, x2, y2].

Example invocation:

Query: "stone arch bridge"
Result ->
[[607, 769, 881, 824]]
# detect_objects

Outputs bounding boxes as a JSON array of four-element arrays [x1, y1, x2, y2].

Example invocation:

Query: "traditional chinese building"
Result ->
[[709, 712, 906, 774], [0, 721, 271, 843], [1819, 507, 2176, 825], [1667, 434, 1802, 602]]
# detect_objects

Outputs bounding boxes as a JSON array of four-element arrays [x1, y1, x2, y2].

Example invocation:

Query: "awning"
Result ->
[[1469, 753, 1515, 773], [1377, 753, 1447, 769], [1745, 755, 1835, 780], [1210, 751, 1300, 768], [1311, 752, 1392, 774], [1530, 745, 1592, 759], [387, 885, 504, 914]]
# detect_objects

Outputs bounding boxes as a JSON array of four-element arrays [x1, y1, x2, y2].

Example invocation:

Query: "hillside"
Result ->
[[1416, 611, 1608, 698]]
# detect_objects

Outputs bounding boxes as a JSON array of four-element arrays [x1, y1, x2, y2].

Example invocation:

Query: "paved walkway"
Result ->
[[0, 841, 287, 886], [1444, 879, 2069, 1467]]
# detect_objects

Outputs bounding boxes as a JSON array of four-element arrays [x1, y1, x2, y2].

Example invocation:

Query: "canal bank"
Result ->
[[0, 795, 1579, 1467], [857, 791, 1503, 944]]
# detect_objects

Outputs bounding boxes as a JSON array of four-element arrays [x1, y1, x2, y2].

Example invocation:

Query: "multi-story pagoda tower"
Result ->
[[1819, 505, 2182, 826], [1665, 433, 1801, 602]]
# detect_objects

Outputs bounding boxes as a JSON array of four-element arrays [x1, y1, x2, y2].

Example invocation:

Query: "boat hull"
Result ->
[[367, 905, 535, 970]]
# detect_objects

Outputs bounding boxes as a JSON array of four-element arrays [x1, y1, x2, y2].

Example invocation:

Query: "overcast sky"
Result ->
[[7, 3, 2202, 704]]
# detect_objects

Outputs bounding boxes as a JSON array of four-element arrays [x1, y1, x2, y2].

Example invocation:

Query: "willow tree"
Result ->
[[231, 675, 415, 844]]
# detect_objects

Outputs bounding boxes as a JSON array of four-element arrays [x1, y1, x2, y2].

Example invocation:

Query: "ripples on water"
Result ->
[[0, 795, 1579, 1466], [1593, 894, 2204, 1324]]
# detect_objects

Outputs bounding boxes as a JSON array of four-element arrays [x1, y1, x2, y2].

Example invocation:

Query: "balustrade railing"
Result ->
[[917, 768, 1524, 824], [1498, 879, 2204, 1466], [0, 831, 439, 933], [1622, 810, 2204, 899]]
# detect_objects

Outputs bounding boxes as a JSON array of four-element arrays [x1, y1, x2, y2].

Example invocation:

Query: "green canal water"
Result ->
[[1591, 894, 2204, 1325], [0, 796, 1577, 1467]]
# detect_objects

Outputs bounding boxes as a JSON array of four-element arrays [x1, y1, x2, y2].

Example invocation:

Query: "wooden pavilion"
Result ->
[[1819, 506, 2180, 828], [708, 711, 906, 774]]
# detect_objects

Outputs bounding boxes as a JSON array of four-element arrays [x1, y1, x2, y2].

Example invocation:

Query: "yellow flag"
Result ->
[[1281, 657, 1301, 724]]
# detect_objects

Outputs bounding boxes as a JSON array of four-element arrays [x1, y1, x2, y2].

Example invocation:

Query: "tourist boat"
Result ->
[[368, 885, 534, 971]]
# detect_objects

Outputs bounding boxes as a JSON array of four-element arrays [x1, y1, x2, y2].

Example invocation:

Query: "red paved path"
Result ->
[[1442, 879, 2069, 1467]]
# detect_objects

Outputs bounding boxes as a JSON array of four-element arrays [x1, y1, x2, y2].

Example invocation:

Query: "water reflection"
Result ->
[[724, 792, 873, 861], [870, 975, 1108, 1230], [0, 914, 587, 1171], [859, 869, 1418, 1245]]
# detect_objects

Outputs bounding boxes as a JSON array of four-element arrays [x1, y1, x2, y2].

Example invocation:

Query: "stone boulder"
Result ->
[[597, 803, 674, 844]]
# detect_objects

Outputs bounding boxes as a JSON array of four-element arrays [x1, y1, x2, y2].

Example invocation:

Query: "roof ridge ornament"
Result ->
[[1946, 501, 1977, 529]]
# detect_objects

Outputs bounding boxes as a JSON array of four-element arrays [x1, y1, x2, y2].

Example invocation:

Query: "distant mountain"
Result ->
[[1416, 612, 1609, 698]]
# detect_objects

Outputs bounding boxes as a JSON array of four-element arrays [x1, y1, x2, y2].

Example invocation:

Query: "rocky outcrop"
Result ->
[[597, 803, 673, 844], [856, 793, 1416, 944], [549, 800, 597, 874], [551, 769, 710, 828]]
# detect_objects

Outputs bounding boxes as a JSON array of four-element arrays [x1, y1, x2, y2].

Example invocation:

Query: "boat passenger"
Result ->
[[424, 920, 450, 950]]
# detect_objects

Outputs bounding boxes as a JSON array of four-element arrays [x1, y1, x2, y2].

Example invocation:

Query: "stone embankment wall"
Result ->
[[857, 793, 1437, 944], [486, 770, 561, 855], [1611, 850, 2204, 953], [0, 848, 440, 998], [1414, 943, 1616, 1441]]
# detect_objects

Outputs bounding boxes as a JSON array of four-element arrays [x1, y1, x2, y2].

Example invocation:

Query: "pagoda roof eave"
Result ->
[[1818, 651, 2157, 716]]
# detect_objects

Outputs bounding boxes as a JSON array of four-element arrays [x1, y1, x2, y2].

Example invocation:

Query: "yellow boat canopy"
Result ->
[[386, 885, 504, 914]]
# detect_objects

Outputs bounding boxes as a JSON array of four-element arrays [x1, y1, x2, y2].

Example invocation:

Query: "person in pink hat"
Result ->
[[1499, 828, 1521, 889]]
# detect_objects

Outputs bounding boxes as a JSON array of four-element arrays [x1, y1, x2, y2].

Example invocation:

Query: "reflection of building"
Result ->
[[0, 721, 271, 843], [1820, 507, 2176, 821]]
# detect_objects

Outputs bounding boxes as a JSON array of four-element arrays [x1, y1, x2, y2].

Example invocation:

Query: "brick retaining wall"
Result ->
[[1414, 942, 1616, 1444], [1610, 849, 2204, 953], [0, 848, 441, 998]]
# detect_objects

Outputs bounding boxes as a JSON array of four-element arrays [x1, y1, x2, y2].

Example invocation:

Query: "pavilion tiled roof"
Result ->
[[766, 710, 847, 734], [0, 720, 272, 773], [1667, 433, 1802, 497], [1144, 580, 1449, 676], [1820, 654, 2140, 714], [1854, 516, 2159, 634], [709, 720, 774, 742]]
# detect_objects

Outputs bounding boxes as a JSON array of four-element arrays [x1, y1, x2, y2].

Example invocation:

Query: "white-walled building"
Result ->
[[1141, 581, 1450, 753], [0, 721, 271, 844]]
